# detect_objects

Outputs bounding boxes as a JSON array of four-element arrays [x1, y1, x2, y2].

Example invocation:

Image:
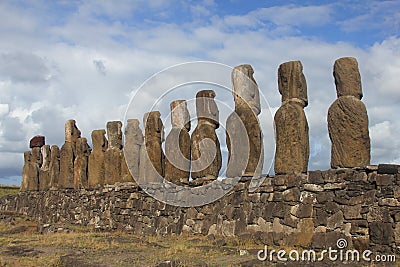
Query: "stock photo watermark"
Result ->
[[257, 238, 396, 263]]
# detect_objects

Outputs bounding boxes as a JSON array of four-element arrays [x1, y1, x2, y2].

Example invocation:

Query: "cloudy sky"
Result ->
[[0, 0, 399, 185]]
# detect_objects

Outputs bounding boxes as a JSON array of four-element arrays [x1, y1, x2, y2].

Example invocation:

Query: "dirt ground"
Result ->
[[0, 210, 398, 266]]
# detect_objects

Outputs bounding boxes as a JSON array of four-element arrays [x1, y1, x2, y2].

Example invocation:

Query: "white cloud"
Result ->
[[0, 1, 399, 184]]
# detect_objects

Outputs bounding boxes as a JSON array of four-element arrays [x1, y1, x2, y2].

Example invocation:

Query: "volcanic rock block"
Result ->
[[88, 129, 107, 188], [165, 100, 191, 183], [226, 64, 263, 178], [49, 145, 60, 189], [328, 57, 370, 168], [39, 145, 51, 191], [191, 90, 222, 179], [104, 121, 123, 185], [29, 135, 45, 148], [124, 119, 143, 182], [74, 138, 91, 189], [139, 111, 165, 183], [274, 61, 310, 174]]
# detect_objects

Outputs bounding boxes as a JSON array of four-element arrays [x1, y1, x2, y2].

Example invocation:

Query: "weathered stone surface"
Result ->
[[74, 138, 91, 189], [278, 61, 308, 106], [165, 101, 191, 184], [106, 121, 123, 150], [378, 164, 400, 175], [191, 90, 221, 179], [328, 57, 370, 168], [21, 150, 40, 191], [124, 119, 143, 181], [274, 101, 309, 174], [139, 111, 165, 182], [59, 142, 74, 189], [231, 64, 261, 114], [369, 222, 394, 245], [104, 121, 123, 186], [39, 145, 51, 191], [328, 96, 370, 168], [88, 130, 107, 188], [274, 61, 309, 175], [29, 135, 45, 148], [65, 119, 81, 143], [333, 57, 362, 99], [49, 145, 60, 189]]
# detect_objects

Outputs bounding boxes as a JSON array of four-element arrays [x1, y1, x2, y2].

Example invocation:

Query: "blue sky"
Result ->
[[0, 0, 399, 185]]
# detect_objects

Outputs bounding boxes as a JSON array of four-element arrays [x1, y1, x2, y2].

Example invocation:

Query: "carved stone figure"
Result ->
[[191, 90, 222, 179], [165, 100, 191, 183], [104, 121, 123, 185], [74, 138, 91, 189], [39, 145, 51, 190], [274, 61, 310, 174], [226, 64, 263, 177], [88, 129, 108, 188], [328, 57, 370, 168], [49, 145, 60, 189], [123, 119, 143, 182], [139, 111, 165, 183]]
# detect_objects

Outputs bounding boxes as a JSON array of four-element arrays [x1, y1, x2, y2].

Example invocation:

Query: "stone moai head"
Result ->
[[24, 151, 31, 164], [278, 61, 308, 107], [91, 129, 108, 152], [65, 119, 81, 143], [196, 90, 219, 128], [170, 100, 190, 131], [31, 147, 42, 166], [143, 111, 164, 141], [125, 119, 143, 143], [232, 64, 261, 114], [333, 57, 362, 99], [76, 137, 91, 156], [106, 121, 123, 149], [50, 145, 60, 160], [29, 135, 45, 149], [41, 145, 51, 167]]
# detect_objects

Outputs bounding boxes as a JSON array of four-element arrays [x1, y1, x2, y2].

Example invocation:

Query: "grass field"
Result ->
[[0, 185, 19, 198], [0, 211, 267, 267]]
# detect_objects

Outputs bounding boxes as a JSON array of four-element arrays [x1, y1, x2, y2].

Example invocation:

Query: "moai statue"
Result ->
[[139, 111, 165, 183], [165, 100, 191, 184], [88, 129, 108, 188], [59, 120, 81, 188], [123, 119, 143, 182], [226, 64, 263, 178], [39, 145, 51, 191], [74, 137, 91, 189], [104, 121, 123, 185], [49, 145, 60, 189], [274, 61, 310, 174], [191, 90, 222, 180], [328, 57, 370, 168], [21, 136, 44, 191]]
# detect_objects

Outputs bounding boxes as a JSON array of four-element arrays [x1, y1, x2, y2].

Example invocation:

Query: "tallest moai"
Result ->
[[328, 57, 370, 168]]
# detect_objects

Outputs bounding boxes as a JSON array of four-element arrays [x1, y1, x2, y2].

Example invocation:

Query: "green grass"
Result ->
[[0, 185, 20, 198]]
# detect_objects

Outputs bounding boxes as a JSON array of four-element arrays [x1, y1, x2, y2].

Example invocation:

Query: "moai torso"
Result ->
[[21, 137, 44, 191], [88, 129, 108, 188], [274, 61, 310, 174], [123, 119, 143, 182], [74, 137, 91, 189], [226, 64, 263, 178], [165, 100, 191, 184], [104, 121, 123, 185], [328, 57, 370, 168], [191, 90, 222, 180], [59, 120, 81, 188], [49, 145, 60, 189], [139, 111, 165, 182]]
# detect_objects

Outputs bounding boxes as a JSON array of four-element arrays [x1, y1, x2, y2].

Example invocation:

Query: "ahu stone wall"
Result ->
[[2, 165, 400, 253]]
